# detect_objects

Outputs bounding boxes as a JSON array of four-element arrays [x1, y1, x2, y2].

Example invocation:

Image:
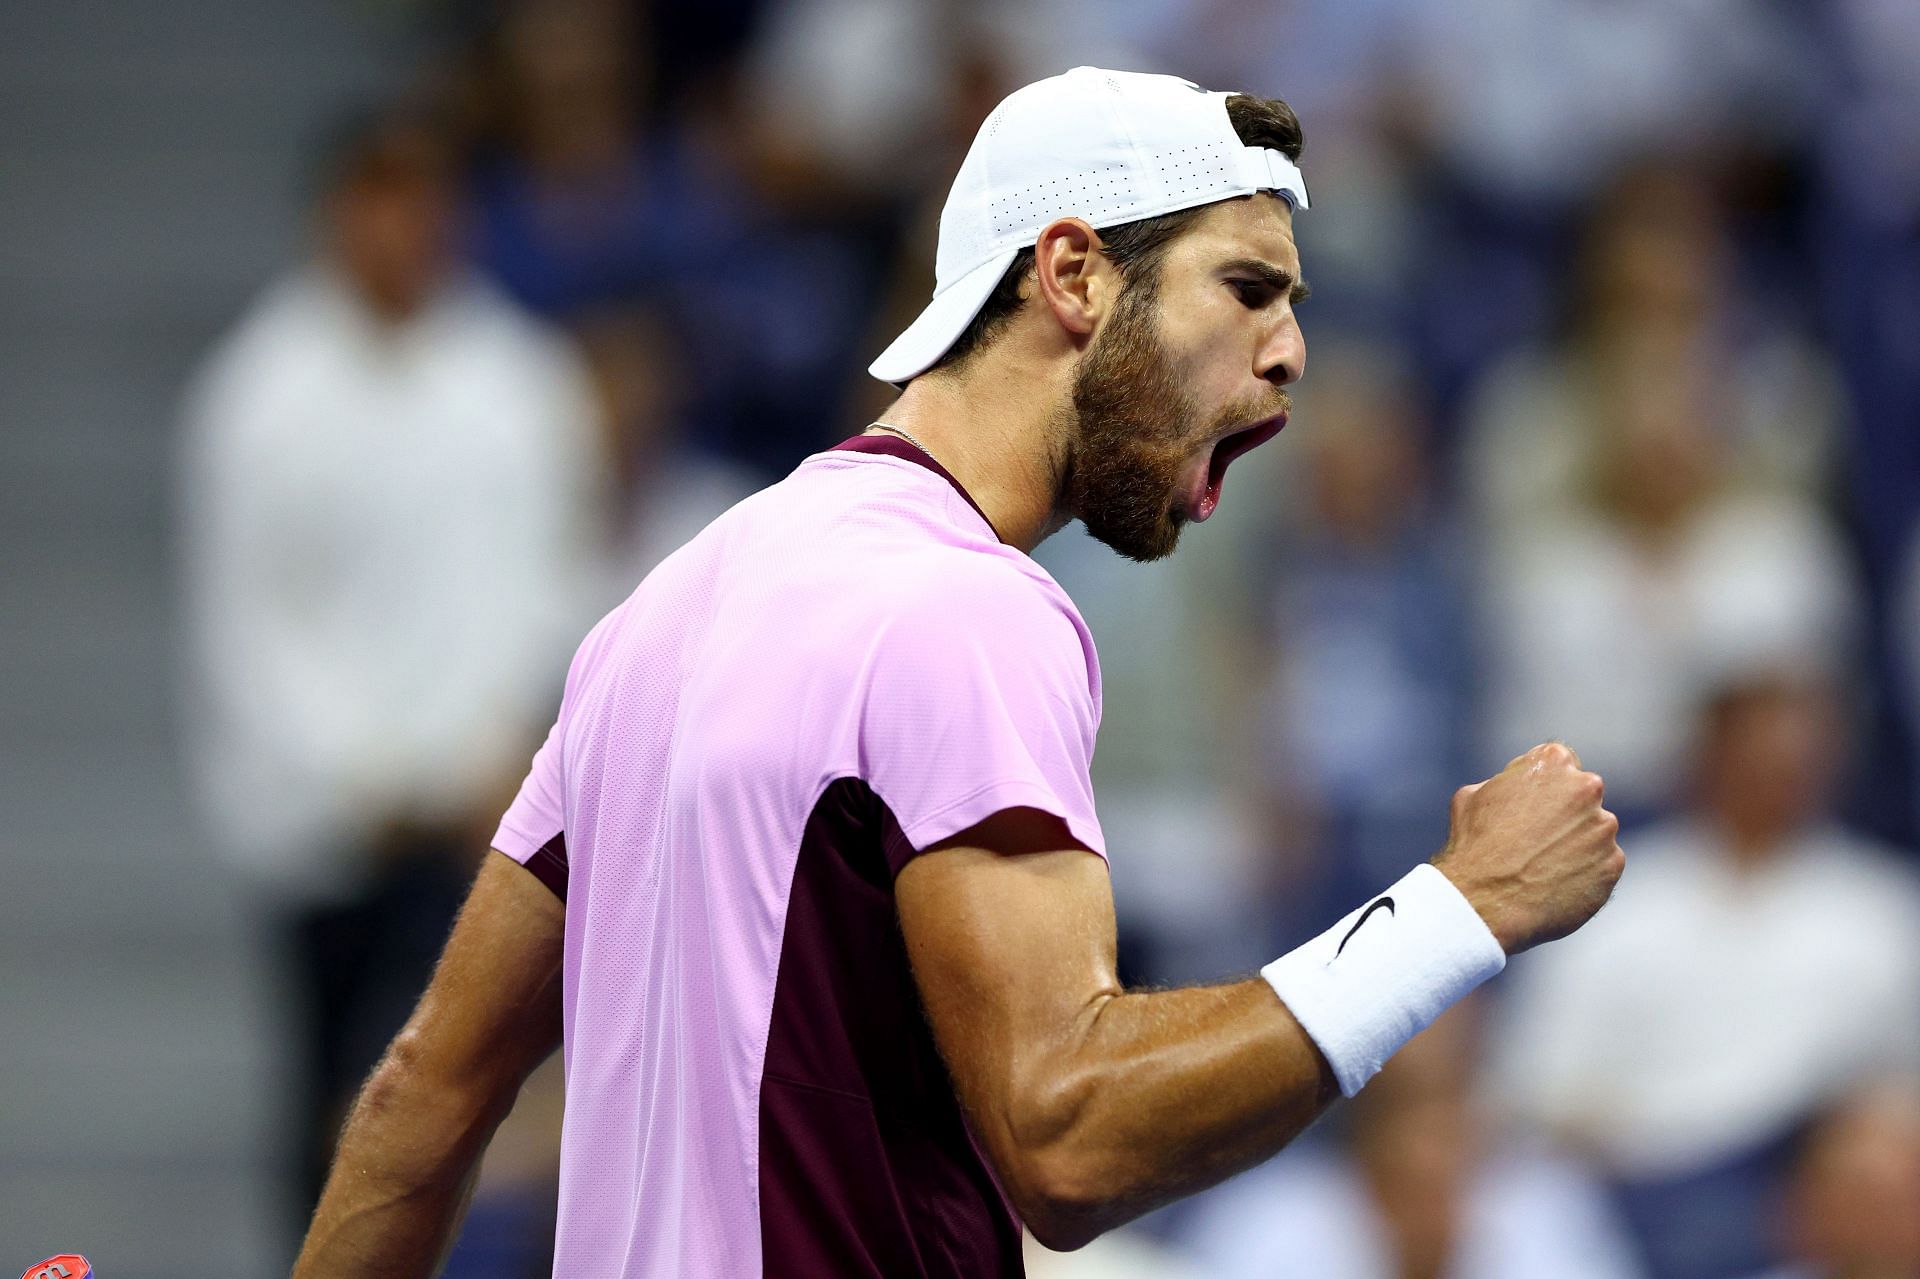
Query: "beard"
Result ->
[[1059, 280, 1278, 562]]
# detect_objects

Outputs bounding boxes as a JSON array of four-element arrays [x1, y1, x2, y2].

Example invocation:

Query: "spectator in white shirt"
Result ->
[[1490, 672, 1920, 1279], [177, 109, 605, 1217]]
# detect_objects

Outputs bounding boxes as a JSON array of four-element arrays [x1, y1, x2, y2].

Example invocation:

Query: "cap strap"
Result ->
[[1235, 146, 1310, 211]]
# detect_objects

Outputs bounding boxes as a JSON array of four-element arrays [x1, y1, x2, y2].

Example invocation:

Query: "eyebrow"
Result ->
[[1221, 257, 1311, 305]]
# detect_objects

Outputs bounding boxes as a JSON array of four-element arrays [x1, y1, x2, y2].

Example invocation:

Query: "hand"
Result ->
[[1432, 742, 1624, 955]]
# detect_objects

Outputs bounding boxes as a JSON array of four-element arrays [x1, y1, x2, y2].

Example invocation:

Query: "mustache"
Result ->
[[1218, 388, 1293, 435]]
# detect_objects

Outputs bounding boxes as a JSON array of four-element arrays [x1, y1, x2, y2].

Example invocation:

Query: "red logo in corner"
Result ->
[[22, 1258, 91, 1279]]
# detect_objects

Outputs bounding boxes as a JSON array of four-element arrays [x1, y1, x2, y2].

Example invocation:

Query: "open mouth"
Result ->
[[1195, 416, 1287, 522]]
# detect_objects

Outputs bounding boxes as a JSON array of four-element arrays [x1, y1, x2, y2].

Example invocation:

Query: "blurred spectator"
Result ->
[[465, 0, 889, 476], [569, 305, 761, 598], [1390, 0, 1822, 402], [177, 109, 604, 1216], [1465, 170, 1860, 814], [1253, 342, 1475, 939], [743, 0, 1141, 194], [1744, 1081, 1920, 1279], [1180, 1000, 1644, 1279], [1116, 0, 1422, 131], [1476, 432, 1857, 819], [1118, 0, 1439, 339], [463, 0, 679, 315], [1463, 162, 1844, 543], [1401, 0, 1816, 211], [1490, 673, 1920, 1279]]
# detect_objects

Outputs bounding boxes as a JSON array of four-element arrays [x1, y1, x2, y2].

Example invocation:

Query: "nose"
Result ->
[[1258, 311, 1305, 388]]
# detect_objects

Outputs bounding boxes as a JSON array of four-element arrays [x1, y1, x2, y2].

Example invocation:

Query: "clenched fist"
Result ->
[[1433, 742, 1624, 955]]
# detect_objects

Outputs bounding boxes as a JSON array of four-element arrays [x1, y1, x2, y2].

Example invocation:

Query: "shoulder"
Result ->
[[1794, 827, 1920, 925], [184, 271, 337, 411], [874, 537, 1097, 699], [900, 543, 1082, 631], [788, 454, 1096, 657], [452, 274, 569, 351], [179, 271, 361, 472], [440, 274, 595, 391]]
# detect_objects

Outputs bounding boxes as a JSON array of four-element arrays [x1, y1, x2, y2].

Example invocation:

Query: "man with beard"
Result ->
[[294, 68, 1624, 1278]]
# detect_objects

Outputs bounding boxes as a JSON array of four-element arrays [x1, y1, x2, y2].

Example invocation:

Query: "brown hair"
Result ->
[[926, 93, 1304, 376]]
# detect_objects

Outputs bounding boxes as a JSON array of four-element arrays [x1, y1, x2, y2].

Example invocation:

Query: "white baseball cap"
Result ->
[[869, 66, 1309, 386]]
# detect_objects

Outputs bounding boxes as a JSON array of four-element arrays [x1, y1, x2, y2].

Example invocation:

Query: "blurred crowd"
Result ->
[[173, 1, 1920, 1276]]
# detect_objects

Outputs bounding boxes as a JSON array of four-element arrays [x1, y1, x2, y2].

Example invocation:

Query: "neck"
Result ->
[[1704, 787, 1804, 868], [874, 354, 1073, 553], [1706, 802, 1796, 869]]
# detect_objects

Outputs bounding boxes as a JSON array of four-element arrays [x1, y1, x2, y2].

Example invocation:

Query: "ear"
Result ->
[[1031, 217, 1116, 341]]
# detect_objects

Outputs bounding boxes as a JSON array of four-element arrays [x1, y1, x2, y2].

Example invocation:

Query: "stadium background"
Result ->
[[4, 1, 1918, 1276]]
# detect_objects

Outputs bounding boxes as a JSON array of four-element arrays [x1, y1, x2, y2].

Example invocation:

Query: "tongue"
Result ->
[[1195, 438, 1236, 522], [1196, 474, 1222, 522]]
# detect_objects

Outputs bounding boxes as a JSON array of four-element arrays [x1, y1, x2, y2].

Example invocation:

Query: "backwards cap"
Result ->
[[869, 66, 1308, 386]]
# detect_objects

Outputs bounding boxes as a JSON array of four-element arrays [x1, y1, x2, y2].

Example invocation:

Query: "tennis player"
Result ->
[[293, 67, 1623, 1277]]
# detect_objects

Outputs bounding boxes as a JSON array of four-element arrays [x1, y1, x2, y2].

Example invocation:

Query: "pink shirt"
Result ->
[[493, 436, 1104, 1276]]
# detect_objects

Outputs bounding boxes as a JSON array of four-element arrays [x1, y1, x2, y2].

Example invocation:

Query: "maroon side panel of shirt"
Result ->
[[758, 778, 1026, 1277]]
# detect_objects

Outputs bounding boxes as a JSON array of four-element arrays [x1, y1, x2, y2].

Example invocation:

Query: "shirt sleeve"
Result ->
[[492, 714, 569, 898], [857, 561, 1104, 870]]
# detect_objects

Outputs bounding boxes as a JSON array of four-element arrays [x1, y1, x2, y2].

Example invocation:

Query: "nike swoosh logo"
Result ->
[[1333, 896, 1396, 959]]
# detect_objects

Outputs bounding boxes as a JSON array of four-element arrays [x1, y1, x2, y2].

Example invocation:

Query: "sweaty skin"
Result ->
[[289, 190, 1624, 1267], [897, 742, 1620, 1248]]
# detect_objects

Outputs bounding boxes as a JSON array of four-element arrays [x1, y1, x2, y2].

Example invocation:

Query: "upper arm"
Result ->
[[387, 851, 565, 1105], [895, 807, 1117, 1177]]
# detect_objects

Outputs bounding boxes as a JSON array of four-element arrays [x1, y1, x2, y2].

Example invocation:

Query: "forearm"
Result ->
[[292, 1042, 512, 1278], [1015, 862, 1506, 1247], [1014, 978, 1334, 1246]]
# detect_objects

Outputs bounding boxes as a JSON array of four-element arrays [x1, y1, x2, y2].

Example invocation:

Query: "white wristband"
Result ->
[[1260, 863, 1506, 1097]]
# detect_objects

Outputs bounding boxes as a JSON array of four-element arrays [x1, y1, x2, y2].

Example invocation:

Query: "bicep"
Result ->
[[393, 851, 565, 1100], [895, 808, 1116, 1157]]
